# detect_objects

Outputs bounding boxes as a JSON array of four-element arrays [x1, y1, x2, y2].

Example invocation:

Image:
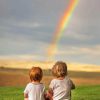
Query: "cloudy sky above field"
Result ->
[[0, 0, 100, 65]]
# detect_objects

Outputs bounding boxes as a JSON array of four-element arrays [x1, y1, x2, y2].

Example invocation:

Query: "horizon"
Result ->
[[0, 59, 100, 72]]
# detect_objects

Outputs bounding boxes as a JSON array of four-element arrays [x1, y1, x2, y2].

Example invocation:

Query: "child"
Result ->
[[24, 67, 45, 100], [47, 61, 75, 100]]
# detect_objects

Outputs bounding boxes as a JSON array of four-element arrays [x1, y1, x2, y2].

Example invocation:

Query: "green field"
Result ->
[[0, 85, 100, 100]]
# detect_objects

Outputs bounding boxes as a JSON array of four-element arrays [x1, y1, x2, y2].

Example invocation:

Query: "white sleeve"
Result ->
[[24, 83, 31, 94], [49, 80, 55, 90]]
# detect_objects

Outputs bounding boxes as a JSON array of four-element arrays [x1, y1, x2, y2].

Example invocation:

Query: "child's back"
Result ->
[[49, 76, 75, 100], [24, 82, 45, 100]]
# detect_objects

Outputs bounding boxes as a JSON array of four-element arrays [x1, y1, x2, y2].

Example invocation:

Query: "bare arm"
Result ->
[[24, 93, 28, 100], [71, 82, 75, 89]]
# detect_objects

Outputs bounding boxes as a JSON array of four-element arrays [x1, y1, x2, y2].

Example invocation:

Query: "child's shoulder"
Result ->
[[65, 76, 73, 82], [26, 82, 33, 87], [65, 76, 71, 80], [50, 78, 63, 84], [65, 76, 75, 85], [26, 82, 45, 88]]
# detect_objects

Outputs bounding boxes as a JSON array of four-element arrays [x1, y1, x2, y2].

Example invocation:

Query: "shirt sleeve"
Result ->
[[49, 80, 55, 90], [24, 83, 32, 94]]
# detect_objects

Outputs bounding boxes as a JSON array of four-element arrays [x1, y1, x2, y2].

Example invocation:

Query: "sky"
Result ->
[[0, 0, 100, 65]]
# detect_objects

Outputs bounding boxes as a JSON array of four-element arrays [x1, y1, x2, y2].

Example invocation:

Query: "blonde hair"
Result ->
[[52, 61, 67, 78], [29, 67, 43, 82]]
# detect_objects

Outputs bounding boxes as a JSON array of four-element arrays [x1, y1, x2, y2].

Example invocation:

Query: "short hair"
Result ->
[[52, 61, 67, 77], [29, 67, 43, 82]]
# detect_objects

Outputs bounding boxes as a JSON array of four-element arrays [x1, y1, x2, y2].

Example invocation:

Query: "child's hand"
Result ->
[[24, 98, 28, 100], [44, 89, 53, 100]]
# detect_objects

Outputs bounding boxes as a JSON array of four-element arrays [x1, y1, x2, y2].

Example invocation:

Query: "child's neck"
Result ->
[[57, 76, 65, 80], [31, 80, 40, 84]]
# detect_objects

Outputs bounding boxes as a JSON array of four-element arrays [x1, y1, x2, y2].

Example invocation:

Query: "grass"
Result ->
[[72, 85, 100, 100], [0, 87, 24, 100], [0, 85, 100, 100]]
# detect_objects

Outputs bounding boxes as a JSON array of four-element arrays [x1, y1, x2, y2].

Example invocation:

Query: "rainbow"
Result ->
[[47, 0, 78, 60]]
